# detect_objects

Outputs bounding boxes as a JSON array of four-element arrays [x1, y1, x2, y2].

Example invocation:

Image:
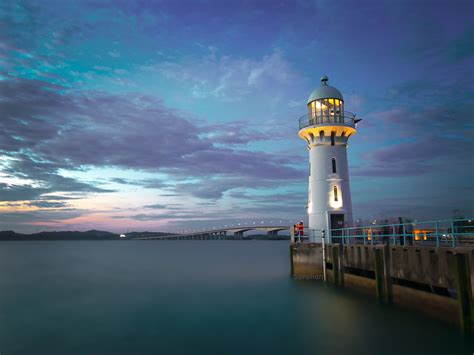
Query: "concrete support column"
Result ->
[[455, 252, 472, 333], [374, 245, 392, 303], [382, 245, 393, 303], [290, 244, 294, 277], [331, 245, 344, 287]]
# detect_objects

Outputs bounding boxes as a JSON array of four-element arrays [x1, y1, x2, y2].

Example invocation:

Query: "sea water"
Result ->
[[0, 241, 471, 354]]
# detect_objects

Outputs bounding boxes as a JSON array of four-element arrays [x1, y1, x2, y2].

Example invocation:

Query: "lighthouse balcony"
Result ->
[[298, 112, 357, 130]]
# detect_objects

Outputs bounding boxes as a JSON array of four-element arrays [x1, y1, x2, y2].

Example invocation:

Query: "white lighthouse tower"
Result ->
[[298, 76, 360, 242]]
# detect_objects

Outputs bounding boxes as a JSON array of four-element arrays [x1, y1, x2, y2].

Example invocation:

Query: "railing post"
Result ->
[[370, 226, 373, 245], [435, 221, 440, 247], [402, 224, 406, 246], [391, 224, 395, 245], [451, 220, 456, 247]]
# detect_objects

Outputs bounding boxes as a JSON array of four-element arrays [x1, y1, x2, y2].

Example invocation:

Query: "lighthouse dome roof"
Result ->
[[307, 75, 344, 104]]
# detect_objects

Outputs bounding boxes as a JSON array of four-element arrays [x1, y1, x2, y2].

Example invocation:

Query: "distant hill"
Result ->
[[0, 230, 120, 241]]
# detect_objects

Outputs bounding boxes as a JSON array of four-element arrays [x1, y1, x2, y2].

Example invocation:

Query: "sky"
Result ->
[[0, 0, 473, 233]]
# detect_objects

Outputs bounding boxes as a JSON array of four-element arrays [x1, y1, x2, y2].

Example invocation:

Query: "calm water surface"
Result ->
[[0, 241, 472, 355]]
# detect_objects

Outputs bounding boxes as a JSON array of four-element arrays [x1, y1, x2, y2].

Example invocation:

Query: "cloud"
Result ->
[[0, 76, 301, 202], [149, 49, 305, 104], [112, 209, 233, 222], [108, 50, 120, 58], [144, 203, 181, 210], [355, 71, 474, 178], [0, 209, 87, 226], [27, 200, 68, 208]]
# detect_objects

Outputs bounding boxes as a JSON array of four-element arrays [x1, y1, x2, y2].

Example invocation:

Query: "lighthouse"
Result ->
[[298, 76, 359, 242]]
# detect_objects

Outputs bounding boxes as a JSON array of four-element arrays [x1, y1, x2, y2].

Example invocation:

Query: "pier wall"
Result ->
[[291, 243, 324, 279], [290, 243, 473, 332]]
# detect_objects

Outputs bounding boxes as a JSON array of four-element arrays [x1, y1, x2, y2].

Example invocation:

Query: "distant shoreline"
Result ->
[[0, 230, 120, 241]]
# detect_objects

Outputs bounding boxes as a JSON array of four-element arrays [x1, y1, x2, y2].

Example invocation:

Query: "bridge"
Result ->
[[134, 225, 291, 240]]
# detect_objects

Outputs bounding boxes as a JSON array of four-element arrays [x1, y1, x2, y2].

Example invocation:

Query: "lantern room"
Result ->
[[307, 75, 345, 124], [298, 76, 358, 142]]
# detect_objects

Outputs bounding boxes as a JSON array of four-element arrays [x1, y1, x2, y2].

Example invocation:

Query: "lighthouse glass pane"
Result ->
[[309, 102, 316, 125], [335, 99, 341, 122], [334, 186, 338, 202], [322, 99, 329, 121], [324, 99, 336, 123], [316, 100, 323, 122]]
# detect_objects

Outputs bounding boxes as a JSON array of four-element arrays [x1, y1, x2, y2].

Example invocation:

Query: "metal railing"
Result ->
[[298, 112, 357, 130], [329, 218, 474, 247]]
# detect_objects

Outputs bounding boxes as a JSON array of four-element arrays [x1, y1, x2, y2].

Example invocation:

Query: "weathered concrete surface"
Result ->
[[392, 284, 459, 326], [290, 243, 323, 279], [329, 269, 459, 325], [342, 273, 376, 296], [339, 245, 474, 298]]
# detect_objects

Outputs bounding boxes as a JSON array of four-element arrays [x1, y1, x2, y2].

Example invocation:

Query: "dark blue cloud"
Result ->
[[0, 76, 301, 202]]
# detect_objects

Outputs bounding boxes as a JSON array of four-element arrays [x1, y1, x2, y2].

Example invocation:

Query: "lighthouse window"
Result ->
[[335, 99, 341, 122], [322, 99, 329, 118], [333, 186, 338, 202], [332, 158, 337, 173], [309, 101, 316, 122], [331, 131, 335, 146]]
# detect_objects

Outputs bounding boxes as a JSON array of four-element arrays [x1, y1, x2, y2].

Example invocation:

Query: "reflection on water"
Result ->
[[0, 241, 471, 355]]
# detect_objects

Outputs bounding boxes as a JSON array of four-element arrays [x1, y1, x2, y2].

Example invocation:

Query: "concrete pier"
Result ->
[[291, 243, 474, 332], [291, 243, 324, 279]]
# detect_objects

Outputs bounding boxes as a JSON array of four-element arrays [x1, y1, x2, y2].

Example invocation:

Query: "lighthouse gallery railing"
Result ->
[[328, 218, 474, 247], [298, 112, 357, 130]]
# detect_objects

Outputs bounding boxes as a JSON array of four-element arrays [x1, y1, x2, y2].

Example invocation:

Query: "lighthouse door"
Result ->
[[330, 214, 344, 237]]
